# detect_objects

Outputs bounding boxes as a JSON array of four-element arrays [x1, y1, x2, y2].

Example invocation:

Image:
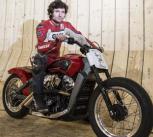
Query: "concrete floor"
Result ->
[[0, 82, 152, 137]]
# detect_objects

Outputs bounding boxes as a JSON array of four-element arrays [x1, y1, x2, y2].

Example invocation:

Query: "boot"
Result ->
[[33, 93, 48, 113]]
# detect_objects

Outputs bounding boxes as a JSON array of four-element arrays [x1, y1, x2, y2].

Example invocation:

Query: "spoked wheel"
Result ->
[[2, 74, 29, 118], [89, 77, 153, 137], [95, 87, 142, 136]]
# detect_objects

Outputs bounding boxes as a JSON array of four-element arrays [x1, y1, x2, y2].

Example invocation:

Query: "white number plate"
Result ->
[[86, 49, 108, 69]]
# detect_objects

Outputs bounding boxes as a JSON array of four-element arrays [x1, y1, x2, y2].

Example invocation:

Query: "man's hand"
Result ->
[[56, 34, 67, 42]]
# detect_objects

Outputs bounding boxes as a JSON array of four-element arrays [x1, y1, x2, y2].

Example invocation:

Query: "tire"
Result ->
[[89, 77, 153, 137], [2, 74, 29, 119]]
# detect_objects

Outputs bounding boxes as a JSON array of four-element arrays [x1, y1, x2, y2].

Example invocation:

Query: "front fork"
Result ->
[[91, 66, 123, 117]]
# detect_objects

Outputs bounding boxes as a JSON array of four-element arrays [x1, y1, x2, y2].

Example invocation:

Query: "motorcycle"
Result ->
[[2, 38, 153, 137]]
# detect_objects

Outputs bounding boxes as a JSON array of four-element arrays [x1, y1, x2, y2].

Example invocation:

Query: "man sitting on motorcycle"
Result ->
[[33, 0, 95, 113]]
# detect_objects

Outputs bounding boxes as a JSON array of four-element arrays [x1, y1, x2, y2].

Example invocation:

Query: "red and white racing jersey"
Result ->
[[36, 19, 95, 64]]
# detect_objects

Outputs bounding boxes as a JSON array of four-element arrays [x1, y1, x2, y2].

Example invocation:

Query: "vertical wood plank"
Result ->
[[0, 0, 16, 79], [89, 0, 102, 44], [77, 0, 90, 37], [142, 0, 153, 100], [16, 0, 34, 68], [111, 0, 129, 77], [102, 0, 115, 73], [126, 0, 144, 84], [66, 0, 78, 27], [0, 0, 7, 58], [2, 0, 25, 80], [43, 0, 49, 20]]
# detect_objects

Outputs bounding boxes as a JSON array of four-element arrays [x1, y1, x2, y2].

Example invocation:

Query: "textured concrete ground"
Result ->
[[0, 82, 152, 137]]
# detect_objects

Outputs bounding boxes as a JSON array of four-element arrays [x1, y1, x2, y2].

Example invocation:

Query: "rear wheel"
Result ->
[[2, 74, 29, 118], [89, 77, 153, 137]]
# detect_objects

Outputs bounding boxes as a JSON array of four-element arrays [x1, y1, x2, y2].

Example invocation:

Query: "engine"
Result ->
[[43, 74, 75, 113]]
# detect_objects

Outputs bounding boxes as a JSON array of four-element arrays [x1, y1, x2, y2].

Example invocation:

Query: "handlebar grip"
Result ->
[[67, 37, 75, 44]]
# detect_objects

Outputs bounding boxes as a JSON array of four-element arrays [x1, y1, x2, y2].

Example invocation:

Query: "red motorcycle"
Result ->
[[2, 38, 153, 137]]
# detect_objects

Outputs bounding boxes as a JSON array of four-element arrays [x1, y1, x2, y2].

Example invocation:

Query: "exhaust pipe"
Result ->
[[24, 96, 33, 107], [19, 92, 33, 108]]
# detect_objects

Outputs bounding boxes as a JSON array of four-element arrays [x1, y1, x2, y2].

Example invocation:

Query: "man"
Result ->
[[33, 0, 95, 113]]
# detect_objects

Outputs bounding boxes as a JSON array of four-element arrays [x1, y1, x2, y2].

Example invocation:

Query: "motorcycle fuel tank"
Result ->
[[47, 54, 84, 77]]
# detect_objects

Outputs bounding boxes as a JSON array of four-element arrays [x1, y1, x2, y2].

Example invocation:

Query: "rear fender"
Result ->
[[8, 67, 32, 96]]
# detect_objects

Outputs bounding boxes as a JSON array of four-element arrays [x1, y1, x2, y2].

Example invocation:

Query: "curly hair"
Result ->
[[48, 0, 68, 19]]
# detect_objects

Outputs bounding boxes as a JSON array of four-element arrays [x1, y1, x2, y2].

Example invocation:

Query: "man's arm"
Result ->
[[65, 22, 96, 48]]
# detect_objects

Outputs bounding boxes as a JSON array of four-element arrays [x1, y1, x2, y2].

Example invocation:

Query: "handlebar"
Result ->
[[66, 37, 103, 54], [66, 37, 82, 47]]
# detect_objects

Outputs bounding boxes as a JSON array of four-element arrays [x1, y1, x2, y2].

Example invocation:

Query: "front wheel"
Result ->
[[89, 77, 153, 137]]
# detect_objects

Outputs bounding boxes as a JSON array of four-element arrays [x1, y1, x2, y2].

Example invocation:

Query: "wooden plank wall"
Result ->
[[0, 0, 153, 100]]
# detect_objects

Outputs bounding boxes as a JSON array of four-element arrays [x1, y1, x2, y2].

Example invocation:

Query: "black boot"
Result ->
[[33, 93, 48, 113]]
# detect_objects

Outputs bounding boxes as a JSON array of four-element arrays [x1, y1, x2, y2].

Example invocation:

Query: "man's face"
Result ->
[[52, 8, 66, 23]]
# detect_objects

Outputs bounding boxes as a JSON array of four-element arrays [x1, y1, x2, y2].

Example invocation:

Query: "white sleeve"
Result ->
[[64, 28, 90, 46]]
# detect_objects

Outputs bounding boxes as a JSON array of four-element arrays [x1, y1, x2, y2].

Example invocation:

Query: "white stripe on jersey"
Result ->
[[44, 29, 65, 42], [38, 44, 50, 49]]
